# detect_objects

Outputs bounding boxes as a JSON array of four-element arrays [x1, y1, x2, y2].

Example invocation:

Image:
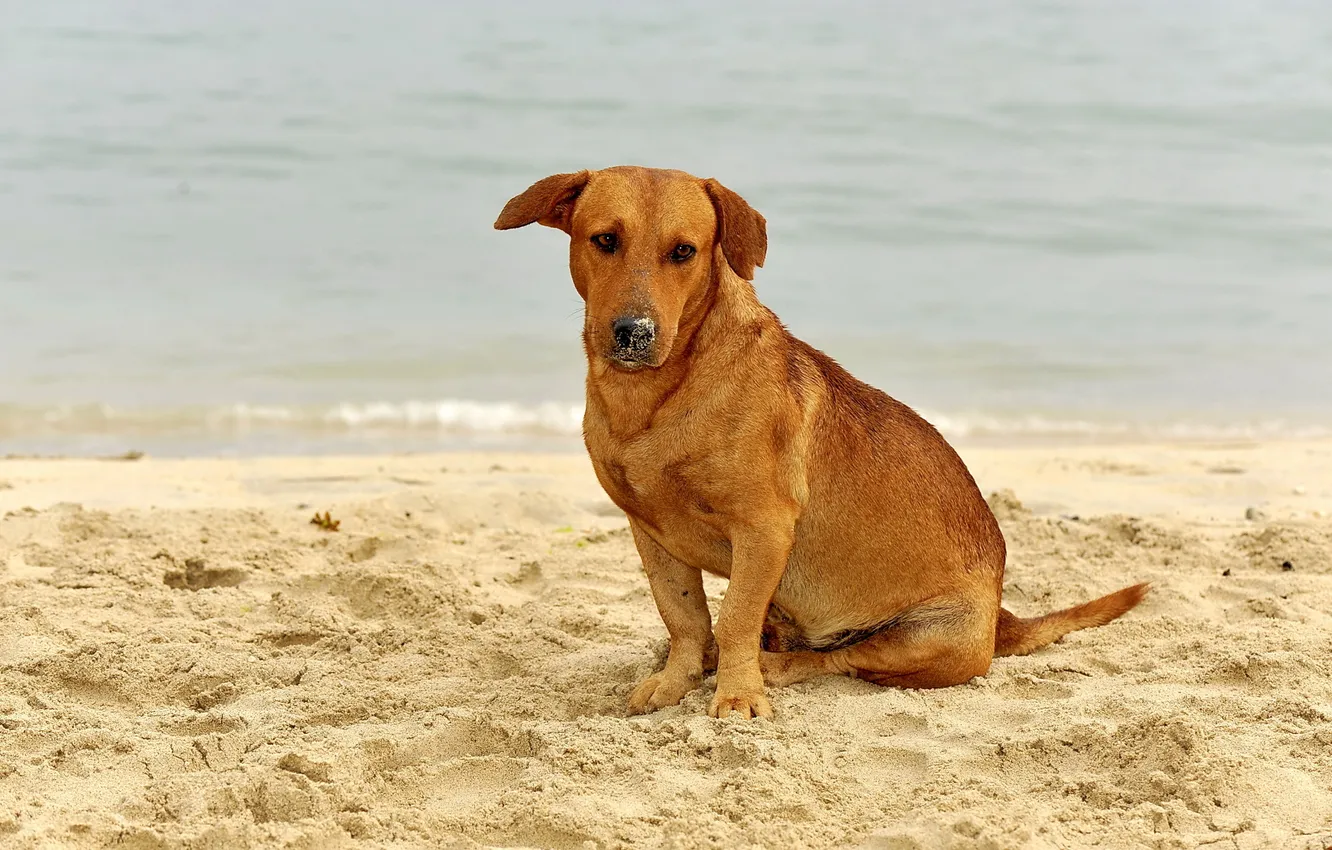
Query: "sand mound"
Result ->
[[2, 449, 1331, 848]]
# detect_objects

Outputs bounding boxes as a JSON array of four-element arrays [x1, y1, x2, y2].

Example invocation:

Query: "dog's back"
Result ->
[[757, 328, 1008, 648]]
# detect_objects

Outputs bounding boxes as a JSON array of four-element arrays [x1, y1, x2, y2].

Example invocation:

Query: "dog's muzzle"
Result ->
[[610, 316, 656, 366]]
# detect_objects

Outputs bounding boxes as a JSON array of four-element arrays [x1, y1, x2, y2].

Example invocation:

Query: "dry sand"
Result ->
[[2, 441, 1331, 849]]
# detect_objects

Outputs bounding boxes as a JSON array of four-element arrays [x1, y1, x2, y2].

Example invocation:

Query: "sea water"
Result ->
[[3, 1, 1330, 455]]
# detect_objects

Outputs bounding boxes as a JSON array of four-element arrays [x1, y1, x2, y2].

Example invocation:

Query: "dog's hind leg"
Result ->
[[761, 596, 996, 690]]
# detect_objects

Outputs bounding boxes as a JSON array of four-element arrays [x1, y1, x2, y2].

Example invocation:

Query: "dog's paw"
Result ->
[[708, 687, 773, 720], [626, 670, 698, 715]]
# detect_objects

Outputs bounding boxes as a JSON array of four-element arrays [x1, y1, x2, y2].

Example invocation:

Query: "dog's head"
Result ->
[[495, 166, 766, 371]]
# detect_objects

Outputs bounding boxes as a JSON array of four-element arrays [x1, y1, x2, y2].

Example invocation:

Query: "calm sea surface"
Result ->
[[3, 1, 1331, 455]]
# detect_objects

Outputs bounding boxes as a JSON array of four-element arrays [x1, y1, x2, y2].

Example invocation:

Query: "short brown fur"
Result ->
[[496, 166, 1148, 719]]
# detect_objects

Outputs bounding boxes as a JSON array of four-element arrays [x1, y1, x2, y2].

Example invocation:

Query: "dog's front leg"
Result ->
[[710, 521, 796, 720], [626, 520, 716, 715]]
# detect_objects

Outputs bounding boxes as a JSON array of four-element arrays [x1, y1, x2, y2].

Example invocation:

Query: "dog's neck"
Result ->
[[583, 259, 770, 437]]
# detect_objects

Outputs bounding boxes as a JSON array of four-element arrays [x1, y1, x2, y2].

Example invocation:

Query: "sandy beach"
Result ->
[[2, 440, 1331, 849]]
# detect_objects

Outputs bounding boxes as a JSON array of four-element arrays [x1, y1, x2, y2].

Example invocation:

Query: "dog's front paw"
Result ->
[[627, 670, 699, 715], [708, 686, 773, 720]]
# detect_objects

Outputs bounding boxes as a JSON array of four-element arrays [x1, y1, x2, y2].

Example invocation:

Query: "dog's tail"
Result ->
[[993, 583, 1149, 658]]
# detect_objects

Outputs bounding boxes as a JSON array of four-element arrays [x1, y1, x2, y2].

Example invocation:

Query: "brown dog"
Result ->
[[495, 166, 1147, 720]]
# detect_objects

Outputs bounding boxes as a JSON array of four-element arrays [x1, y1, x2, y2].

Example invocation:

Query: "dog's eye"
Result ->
[[592, 233, 617, 253], [670, 244, 696, 263]]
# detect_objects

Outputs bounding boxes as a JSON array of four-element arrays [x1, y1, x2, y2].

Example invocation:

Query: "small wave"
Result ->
[[2, 400, 1329, 448], [0, 400, 586, 438], [316, 401, 583, 433], [922, 411, 1332, 442]]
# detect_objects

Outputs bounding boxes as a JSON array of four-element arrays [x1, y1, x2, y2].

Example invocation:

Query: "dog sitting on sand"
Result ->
[[496, 167, 1147, 719]]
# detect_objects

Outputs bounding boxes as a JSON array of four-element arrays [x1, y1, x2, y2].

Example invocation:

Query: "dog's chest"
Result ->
[[594, 456, 704, 516], [588, 439, 733, 574]]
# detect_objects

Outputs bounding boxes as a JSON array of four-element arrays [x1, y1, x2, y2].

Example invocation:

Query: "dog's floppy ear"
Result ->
[[494, 170, 591, 234], [703, 178, 767, 281]]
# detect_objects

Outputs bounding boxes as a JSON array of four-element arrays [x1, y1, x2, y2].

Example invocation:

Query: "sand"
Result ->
[[2, 440, 1331, 849]]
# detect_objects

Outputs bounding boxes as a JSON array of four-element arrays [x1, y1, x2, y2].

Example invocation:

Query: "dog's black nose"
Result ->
[[612, 316, 655, 352]]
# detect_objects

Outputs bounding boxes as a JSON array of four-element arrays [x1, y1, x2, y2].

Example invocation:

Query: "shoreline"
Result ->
[[7, 400, 1332, 463], [5, 428, 1332, 457], [3, 439, 1330, 518]]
